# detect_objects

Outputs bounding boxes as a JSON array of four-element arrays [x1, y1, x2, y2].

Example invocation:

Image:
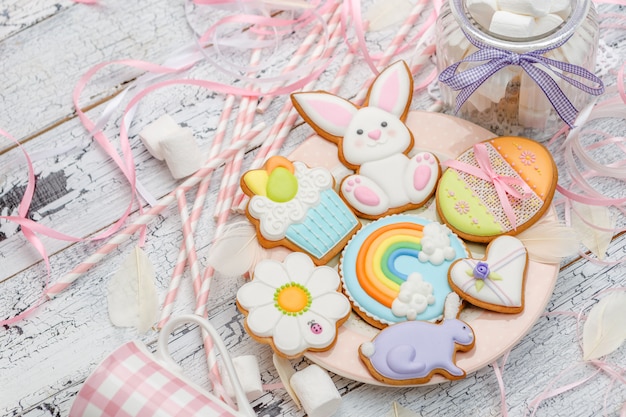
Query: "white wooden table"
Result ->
[[1, 1, 625, 416]]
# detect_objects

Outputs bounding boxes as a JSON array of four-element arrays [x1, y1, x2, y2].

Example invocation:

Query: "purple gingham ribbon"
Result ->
[[439, 33, 604, 128]]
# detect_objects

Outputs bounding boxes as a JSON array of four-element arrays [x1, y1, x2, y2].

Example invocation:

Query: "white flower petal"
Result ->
[[237, 281, 276, 310], [282, 252, 315, 285], [272, 315, 304, 356], [309, 292, 350, 321], [305, 265, 341, 297], [253, 258, 289, 288], [245, 304, 282, 337], [299, 312, 337, 350]]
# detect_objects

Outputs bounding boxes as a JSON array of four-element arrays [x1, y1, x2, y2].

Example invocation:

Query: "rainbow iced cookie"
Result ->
[[241, 156, 360, 265], [436, 136, 557, 243], [237, 252, 351, 358], [339, 215, 469, 329]]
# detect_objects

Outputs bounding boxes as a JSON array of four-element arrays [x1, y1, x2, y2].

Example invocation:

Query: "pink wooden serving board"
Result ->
[[289, 111, 559, 386]]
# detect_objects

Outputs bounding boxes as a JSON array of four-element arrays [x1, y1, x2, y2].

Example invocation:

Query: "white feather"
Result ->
[[207, 221, 267, 277], [570, 202, 615, 260], [107, 246, 158, 333], [582, 292, 626, 361], [386, 402, 421, 417], [516, 216, 580, 264], [365, 0, 415, 31]]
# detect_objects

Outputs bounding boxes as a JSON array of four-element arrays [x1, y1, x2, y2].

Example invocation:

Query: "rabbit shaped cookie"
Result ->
[[359, 293, 475, 385], [292, 61, 440, 219]]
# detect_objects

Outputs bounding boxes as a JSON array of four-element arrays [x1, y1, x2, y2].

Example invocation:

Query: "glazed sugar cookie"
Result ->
[[449, 235, 528, 314], [237, 252, 351, 359], [359, 293, 475, 385], [436, 136, 557, 243], [339, 215, 469, 329], [291, 60, 440, 219], [241, 156, 360, 265]]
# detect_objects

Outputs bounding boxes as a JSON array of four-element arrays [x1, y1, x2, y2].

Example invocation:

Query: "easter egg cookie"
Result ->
[[292, 61, 440, 219], [436, 136, 557, 243], [237, 252, 351, 358], [449, 235, 528, 314], [241, 156, 361, 265], [339, 215, 469, 329]]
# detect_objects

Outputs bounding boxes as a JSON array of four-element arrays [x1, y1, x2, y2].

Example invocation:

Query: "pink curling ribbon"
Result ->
[[527, 288, 626, 417], [444, 142, 533, 230]]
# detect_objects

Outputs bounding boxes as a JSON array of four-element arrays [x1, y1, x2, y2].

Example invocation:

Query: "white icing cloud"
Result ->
[[391, 273, 435, 320], [417, 222, 457, 266]]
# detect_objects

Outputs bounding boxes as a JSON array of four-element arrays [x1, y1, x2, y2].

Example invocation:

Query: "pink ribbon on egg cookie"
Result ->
[[444, 143, 533, 230]]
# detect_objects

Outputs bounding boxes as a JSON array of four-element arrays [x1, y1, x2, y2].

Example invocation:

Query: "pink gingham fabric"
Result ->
[[70, 342, 240, 417]]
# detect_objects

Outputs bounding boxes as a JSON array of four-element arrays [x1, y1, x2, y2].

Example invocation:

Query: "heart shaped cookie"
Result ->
[[448, 236, 528, 314]]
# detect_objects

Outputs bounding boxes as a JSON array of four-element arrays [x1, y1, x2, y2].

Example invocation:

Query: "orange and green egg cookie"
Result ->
[[436, 137, 557, 243]]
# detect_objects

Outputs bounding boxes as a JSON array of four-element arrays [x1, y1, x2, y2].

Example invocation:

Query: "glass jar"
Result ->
[[436, 0, 601, 140]]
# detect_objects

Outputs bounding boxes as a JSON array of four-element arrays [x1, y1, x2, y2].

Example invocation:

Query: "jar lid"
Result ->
[[448, 0, 591, 53]]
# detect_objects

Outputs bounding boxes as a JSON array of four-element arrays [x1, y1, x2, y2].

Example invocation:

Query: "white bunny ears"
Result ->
[[291, 60, 414, 145]]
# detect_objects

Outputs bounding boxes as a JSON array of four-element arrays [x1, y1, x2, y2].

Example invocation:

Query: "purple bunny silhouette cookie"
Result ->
[[292, 60, 441, 219], [358, 293, 475, 385]]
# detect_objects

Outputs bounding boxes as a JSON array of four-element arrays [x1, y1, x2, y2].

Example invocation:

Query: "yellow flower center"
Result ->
[[274, 283, 311, 316]]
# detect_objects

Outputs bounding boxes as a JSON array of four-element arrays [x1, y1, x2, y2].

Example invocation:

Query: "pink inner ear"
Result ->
[[308, 99, 354, 132], [376, 72, 401, 114]]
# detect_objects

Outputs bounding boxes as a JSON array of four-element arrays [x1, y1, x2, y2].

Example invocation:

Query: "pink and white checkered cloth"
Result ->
[[70, 342, 241, 417]]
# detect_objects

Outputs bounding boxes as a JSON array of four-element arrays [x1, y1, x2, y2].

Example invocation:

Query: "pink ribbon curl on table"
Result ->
[[443, 142, 533, 230], [526, 288, 626, 417]]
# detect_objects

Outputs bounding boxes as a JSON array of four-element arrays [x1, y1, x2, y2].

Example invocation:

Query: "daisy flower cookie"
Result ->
[[236, 252, 351, 358]]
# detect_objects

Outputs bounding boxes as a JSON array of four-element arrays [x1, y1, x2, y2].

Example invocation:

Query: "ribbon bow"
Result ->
[[439, 33, 604, 128], [444, 143, 533, 230]]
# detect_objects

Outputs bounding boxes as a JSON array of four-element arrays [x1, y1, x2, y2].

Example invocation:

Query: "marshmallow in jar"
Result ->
[[436, 0, 602, 140]]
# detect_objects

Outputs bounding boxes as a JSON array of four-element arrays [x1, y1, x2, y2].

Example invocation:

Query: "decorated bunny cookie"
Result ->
[[359, 293, 475, 385], [292, 61, 440, 219]]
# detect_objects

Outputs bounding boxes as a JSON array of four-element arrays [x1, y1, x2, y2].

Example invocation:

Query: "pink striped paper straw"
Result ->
[[231, 10, 345, 211], [46, 122, 266, 298], [157, 96, 234, 328], [214, 40, 263, 217], [175, 189, 203, 304], [177, 189, 227, 396], [353, 0, 428, 105], [213, 96, 250, 217], [256, 2, 340, 113]]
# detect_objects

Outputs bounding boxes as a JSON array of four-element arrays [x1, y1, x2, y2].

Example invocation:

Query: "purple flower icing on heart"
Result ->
[[473, 262, 490, 280]]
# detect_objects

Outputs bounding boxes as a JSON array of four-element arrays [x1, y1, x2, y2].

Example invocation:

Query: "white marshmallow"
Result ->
[[466, 0, 498, 29], [290, 365, 341, 417], [498, 0, 551, 18], [518, 72, 553, 129], [160, 127, 204, 179], [444, 28, 472, 63], [476, 67, 518, 103], [550, 0, 572, 20], [467, 91, 494, 112], [138, 114, 180, 160], [489, 10, 536, 38], [560, 34, 587, 65], [533, 14, 564, 37], [219, 355, 264, 402]]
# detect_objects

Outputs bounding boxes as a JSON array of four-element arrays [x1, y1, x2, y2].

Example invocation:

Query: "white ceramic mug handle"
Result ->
[[157, 314, 256, 417]]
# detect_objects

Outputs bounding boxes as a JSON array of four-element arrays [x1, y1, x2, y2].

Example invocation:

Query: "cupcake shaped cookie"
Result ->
[[241, 156, 361, 265], [436, 137, 557, 243]]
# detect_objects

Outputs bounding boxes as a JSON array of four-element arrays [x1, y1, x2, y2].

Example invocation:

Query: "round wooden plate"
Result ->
[[289, 111, 559, 386]]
